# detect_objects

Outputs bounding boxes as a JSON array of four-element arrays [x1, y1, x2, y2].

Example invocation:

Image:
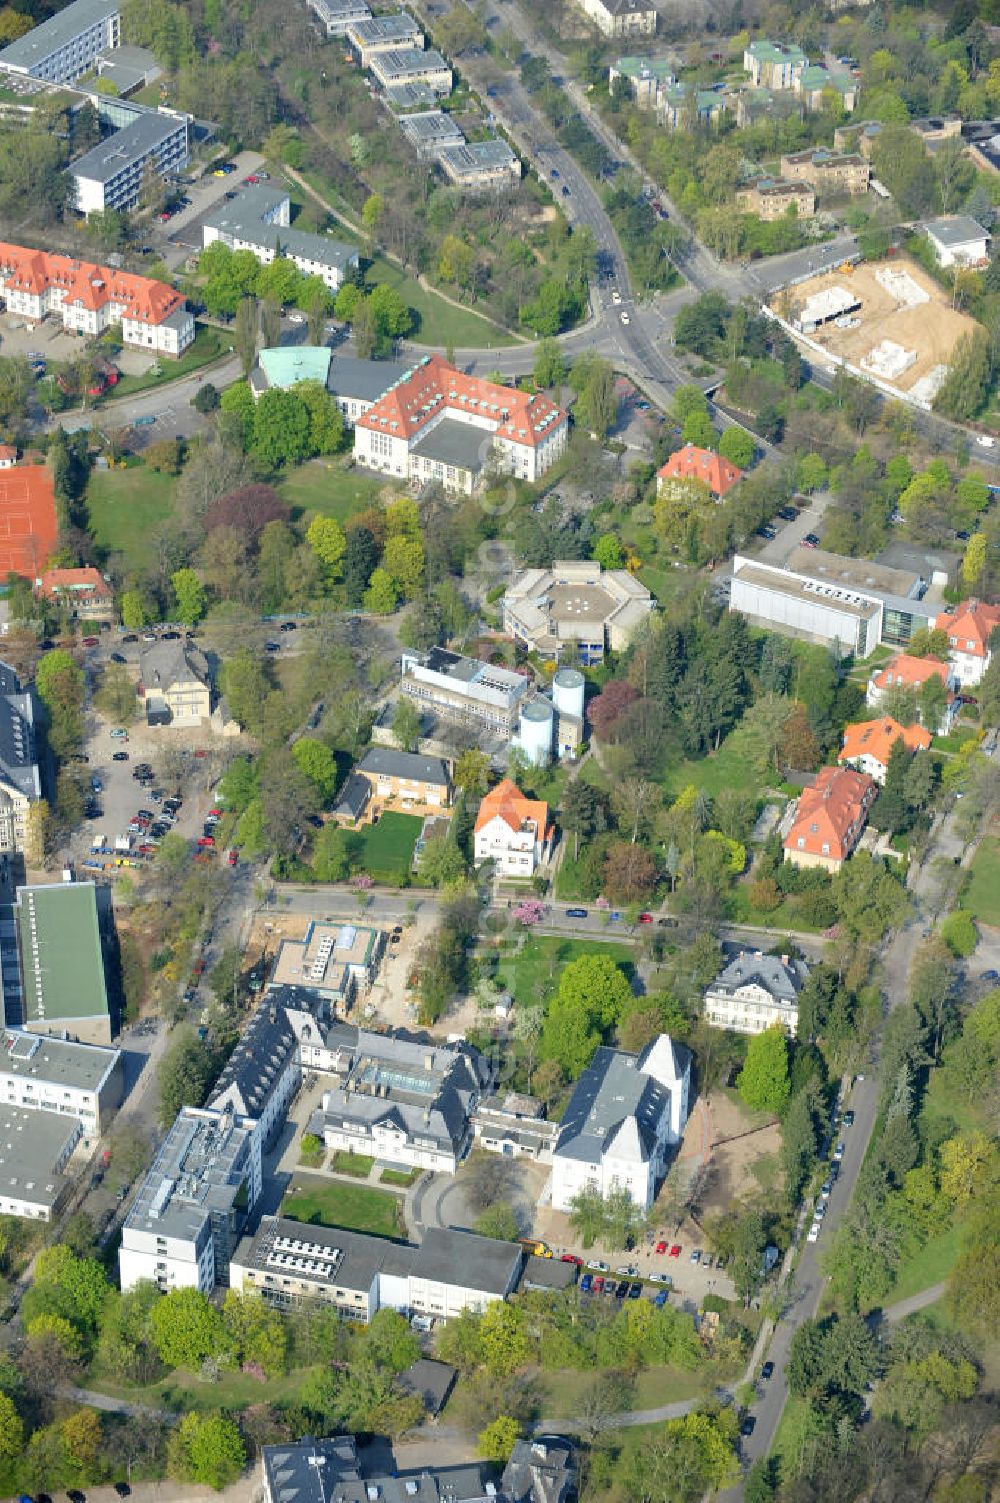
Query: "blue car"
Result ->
[[654, 1290, 668, 1307], [580, 1273, 593, 1293], [982, 969, 999, 982]]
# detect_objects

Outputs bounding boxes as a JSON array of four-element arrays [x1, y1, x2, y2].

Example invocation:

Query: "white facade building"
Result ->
[[473, 779, 552, 877], [0, 1029, 123, 1132], [119, 1105, 261, 1293], [202, 187, 358, 291], [703, 951, 808, 1037], [0, 0, 119, 82], [72, 107, 189, 216], [551, 1036, 690, 1214], [923, 215, 990, 268]]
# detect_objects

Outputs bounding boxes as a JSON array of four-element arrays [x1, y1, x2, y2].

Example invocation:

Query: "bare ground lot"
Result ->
[[782, 255, 981, 399]]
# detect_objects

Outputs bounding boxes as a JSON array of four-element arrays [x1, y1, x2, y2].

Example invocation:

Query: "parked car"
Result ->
[[807, 1221, 821, 1242], [654, 1289, 669, 1307], [580, 1273, 593, 1292], [655, 1240, 668, 1255], [761, 1361, 774, 1381], [637, 912, 654, 924], [843, 1109, 855, 1127], [690, 1248, 702, 1264], [628, 1282, 642, 1299], [668, 1244, 681, 1258], [565, 907, 589, 918], [586, 1259, 609, 1273], [112, 751, 129, 762], [110, 728, 128, 739], [649, 1272, 672, 1286]]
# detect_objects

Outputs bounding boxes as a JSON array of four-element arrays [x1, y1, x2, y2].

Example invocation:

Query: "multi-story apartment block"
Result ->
[[0, 244, 193, 356], [119, 1105, 261, 1292], [72, 106, 189, 216], [743, 39, 807, 89], [203, 187, 358, 292], [354, 356, 567, 490], [0, 0, 119, 83], [0, 1029, 123, 1133], [0, 663, 40, 856], [736, 177, 816, 220], [346, 11, 424, 64], [780, 148, 871, 193], [577, 0, 656, 39], [400, 647, 530, 736]]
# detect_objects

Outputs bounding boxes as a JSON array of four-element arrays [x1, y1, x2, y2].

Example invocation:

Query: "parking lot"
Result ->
[[156, 149, 266, 266]]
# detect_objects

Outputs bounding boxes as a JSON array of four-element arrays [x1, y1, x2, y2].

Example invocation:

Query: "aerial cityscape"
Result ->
[[0, 0, 994, 1497]]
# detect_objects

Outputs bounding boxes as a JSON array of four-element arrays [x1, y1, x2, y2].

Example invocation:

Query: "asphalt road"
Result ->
[[723, 791, 976, 1493]]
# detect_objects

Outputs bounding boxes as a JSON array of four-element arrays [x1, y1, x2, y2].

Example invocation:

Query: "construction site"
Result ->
[[777, 255, 982, 406]]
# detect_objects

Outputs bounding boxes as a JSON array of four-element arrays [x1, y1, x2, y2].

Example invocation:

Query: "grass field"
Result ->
[[89, 1365, 309, 1416], [87, 465, 177, 571], [356, 811, 422, 879], [537, 1363, 705, 1418], [367, 256, 521, 349], [885, 1224, 962, 1304], [962, 837, 1000, 926], [497, 935, 634, 1008], [278, 459, 386, 522], [381, 1166, 420, 1187], [662, 729, 772, 801], [104, 325, 227, 400], [330, 1151, 374, 1177], [283, 1175, 403, 1239]]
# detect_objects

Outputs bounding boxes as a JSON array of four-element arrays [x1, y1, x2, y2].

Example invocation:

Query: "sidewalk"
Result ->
[[4, 1477, 261, 1503]]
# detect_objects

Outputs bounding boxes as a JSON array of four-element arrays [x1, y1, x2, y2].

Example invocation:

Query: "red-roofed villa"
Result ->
[[656, 443, 744, 498]]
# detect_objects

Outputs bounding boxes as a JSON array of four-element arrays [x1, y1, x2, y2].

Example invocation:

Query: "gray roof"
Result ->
[[924, 214, 988, 246], [0, 1028, 120, 1092], [348, 12, 422, 45], [327, 353, 411, 403], [125, 1104, 254, 1244], [314, 1025, 482, 1157], [208, 987, 329, 1121], [262, 1433, 498, 1503], [203, 187, 358, 273], [370, 46, 449, 81], [521, 1254, 578, 1291], [0, 0, 118, 69], [396, 1358, 457, 1415], [555, 1039, 687, 1165], [0, 662, 40, 805], [410, 416, 488, 472], [71, 108, 186, 185], [876, 542, 961, 577], [503, 1439, 577, 1503], [357, 747, 450, 786], [707, 951, 808, 1006], [0, 1102, 77, 1209], [383, 81, 441, 109], [398, 109, 465, 152], [94, 44, 161, 93], [138, 637, 208, 692], [333, 771, 372, 820], [236, 1215, 397, 1300], [412, 1226, 521, 1294], [438, 140, 519, 177]]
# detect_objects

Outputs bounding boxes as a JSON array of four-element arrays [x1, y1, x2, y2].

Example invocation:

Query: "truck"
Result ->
[[114, 834, 133, 852]]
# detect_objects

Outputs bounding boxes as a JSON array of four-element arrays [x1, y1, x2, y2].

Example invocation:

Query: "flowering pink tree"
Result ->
[[514, 899, 546, 927], [351, 873, 375, 889]]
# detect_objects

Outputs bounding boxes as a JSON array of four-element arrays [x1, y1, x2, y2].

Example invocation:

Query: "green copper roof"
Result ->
[[16, 883, 109, 1026], [258, 345, 333, 389], [613, 55, 675, 80]]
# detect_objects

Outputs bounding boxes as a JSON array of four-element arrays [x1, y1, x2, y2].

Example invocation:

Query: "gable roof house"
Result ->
[[838, 716, 931, 783], [656, 443, 744, 498], [551, 1035, 690, 1213], [474, 779, 554, 877], [355, 747, 452, 809], [138, 638, 211, 726], [207, 986, 331, 1149], [934, 600, 1000, 686], [866, 652, 958, 733], [783, 765, 877, 872], [36, 566, 114, 620]]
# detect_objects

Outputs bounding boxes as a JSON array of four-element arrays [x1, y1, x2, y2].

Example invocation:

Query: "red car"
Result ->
[[208, 808, 223, 818], [81, 635, 100, 647], [593, 1277, 605, 1293], [196, 835, 215, 848], [194, 748, 208, 758], [638, 912, 654, 924], [655, 1240, 668, 1255], [561, 1253, 582, 1265], [192, 959, 206, 977], [227, 848, 238, 867], [668, 1245, 682, 1258]]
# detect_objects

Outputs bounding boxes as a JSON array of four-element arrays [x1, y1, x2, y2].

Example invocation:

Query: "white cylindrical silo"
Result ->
[[518, 697, 554, 765], [552, 667, 585, 722]]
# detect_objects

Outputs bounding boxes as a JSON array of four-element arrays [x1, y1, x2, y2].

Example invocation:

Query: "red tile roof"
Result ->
[[657, 443, 743, 497], [784, 766, 877, 863], [839, 717, 931, 770], [0, 464, 58, 578], [356, 354, 566, 450], [37, 566, 112, 599], [871, 654, 950, 692], [934, 601, 1000, 660], [0, 446, 17, 464], [475, 778, 552, 840], [0, 243, 185, 327]]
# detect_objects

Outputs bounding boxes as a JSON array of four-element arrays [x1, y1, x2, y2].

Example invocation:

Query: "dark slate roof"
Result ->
[[357, 748, 450, 786], [555, 1043, 681, 1165], [327, 354, 411, 404], [520, 1255, 578, 1291], [333, 771, 372, 820], [410, 417, 488, 472], [502, 1438, 578, 1503], [708, 952, 807, 1005], [207, 988, 329, 1120], [0, 661, 39, 803], [412, 1226, 522, 1294], [138, 638, 209, 691], [396, 1357, 457, 1415]]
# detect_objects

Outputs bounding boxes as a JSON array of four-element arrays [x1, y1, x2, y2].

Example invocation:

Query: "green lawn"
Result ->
[[283, 1175, 403, 1239], [885, 1225, 962, 1305], [87, 465, 177, 572], [962, 836, 1000, 926], [497, 935, 634, 1008], [87, 1364, 311, 1415], [367, 256, 521, 349], [662, 727, 774, 801], [278, 458, 387, 522], [381, 1166, 420, 1187], [356, 811, 423, 880], [537, 1362, 705, 1418], [331, 1151, 374, 1177], [103, 325, 227, 401]]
